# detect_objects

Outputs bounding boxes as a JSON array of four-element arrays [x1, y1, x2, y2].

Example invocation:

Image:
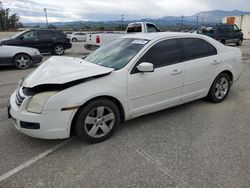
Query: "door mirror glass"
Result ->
[[137, 62, 154, 72]]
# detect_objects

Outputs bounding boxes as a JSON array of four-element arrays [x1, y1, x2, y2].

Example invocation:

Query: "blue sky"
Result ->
[[2, 0, 250, 23]]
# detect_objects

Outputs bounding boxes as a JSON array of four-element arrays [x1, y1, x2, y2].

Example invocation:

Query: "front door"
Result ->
[[127, 38, 184, 117], [19, 30, 40, 49]]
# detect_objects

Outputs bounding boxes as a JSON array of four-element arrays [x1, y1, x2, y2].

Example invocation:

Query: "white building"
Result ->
[[223, 14, 250, 39]]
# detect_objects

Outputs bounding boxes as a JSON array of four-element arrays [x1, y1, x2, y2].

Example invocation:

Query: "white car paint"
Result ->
[[70, 32, 86, 42], [9, 32, 242, 139]]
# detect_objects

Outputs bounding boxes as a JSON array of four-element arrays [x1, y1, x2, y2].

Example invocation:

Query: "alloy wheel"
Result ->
[[15, 55, 31, 69], [214, 77, 229, 99], [54, 45, 64, 55], [83, 106, 115, 138]]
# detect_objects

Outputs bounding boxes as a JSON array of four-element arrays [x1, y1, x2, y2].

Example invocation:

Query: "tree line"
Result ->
[[0, 4, 22, 31]]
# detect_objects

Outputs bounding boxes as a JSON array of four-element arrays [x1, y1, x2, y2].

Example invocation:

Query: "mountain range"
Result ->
[[24, 10, 250, 28]]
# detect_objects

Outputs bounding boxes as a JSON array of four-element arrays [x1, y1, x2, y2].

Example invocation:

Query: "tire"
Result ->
[[13, 53, 32, 69], [75, 99, 120, 143], [54, 44, 65, 55], [236, 39, 243, 46], [72, 38, 77, 42], [207, 73, 231, 103], [220, 39, 225, 45]]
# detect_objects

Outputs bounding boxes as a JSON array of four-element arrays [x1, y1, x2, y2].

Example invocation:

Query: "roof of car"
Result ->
[[121, 32, 206, 40]]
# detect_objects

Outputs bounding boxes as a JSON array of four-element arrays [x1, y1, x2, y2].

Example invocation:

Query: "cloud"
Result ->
[[2, 0, 250, 23]]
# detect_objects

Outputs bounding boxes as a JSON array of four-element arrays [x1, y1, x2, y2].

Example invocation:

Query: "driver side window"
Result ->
[[22, 31, 38, 40]]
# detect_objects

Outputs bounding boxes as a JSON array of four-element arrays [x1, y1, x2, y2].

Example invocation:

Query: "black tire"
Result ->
[[54, 44, 65, 55], [220, 39, 226, 45], [75, 99, 120, 143], [236, 39, 243, 46], [207, 73, 231, 103], [13, 53, 32, 69], [72, 38, 77, 42]]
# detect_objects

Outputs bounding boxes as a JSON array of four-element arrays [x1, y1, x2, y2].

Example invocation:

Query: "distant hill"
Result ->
[[23, 10, 250, 28]]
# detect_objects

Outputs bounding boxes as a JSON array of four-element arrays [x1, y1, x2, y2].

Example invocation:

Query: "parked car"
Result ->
[[64, 31, 73, 39], [70, 32, 86, 42], [84, 22, 160, 50], [198, 24, 244, 46], [0, 45, 42, 69], [8, 33, 242, 143], [0, 29, 72, 55]]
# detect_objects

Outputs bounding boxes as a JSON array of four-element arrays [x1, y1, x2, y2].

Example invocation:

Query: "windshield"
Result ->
[[85, 38, 149, 70], [11, 30, 28, 39]]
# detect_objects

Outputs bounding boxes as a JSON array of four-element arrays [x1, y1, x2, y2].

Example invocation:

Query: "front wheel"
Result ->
[[54, 44, 65, 55], [207, 73, 231, 103], [75, 99, 120, 143], [236, 39, 243, 46], [72, 38, 77, 42], [13, 54, 32, 69]]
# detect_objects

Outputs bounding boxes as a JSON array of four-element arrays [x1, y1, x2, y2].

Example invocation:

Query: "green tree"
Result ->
[[0, 3, 22, 31]]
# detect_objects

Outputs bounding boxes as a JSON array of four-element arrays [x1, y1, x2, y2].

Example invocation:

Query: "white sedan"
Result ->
[[9, 33, 242, 143], [70, 32, 86, 42]]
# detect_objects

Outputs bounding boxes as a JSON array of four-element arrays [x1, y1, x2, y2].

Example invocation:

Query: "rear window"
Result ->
[[127, 24, 142, 33], [181, 38, 217, 61]]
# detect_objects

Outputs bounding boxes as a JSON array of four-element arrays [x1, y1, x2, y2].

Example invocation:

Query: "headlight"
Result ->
[[34, 50, 40, 55], [27, 91, 57, 114]]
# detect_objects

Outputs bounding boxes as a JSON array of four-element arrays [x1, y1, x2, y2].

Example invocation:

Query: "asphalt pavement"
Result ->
[[0, 39, 250, 188]]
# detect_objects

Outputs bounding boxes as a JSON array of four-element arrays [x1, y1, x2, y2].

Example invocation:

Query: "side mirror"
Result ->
[[19, 36, 24, 40], [137, 62, 154, 72], [239, 29, 242, 32]]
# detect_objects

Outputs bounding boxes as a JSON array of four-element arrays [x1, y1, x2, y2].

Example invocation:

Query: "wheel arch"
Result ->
[[12, 52, 32, 64], [70, 95, 126, 136]]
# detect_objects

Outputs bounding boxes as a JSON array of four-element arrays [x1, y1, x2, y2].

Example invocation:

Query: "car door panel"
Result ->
[[182, 56, 219, 102], [181, 38, 218, 103], [128, 63, 184, 116], [127, 38, 184, 117]]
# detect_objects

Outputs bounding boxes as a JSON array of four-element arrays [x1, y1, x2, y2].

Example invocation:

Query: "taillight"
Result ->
[[96, 35, 100, 44]]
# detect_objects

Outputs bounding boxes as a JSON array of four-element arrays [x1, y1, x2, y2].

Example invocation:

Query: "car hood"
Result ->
[[23, 56, 114, 88]]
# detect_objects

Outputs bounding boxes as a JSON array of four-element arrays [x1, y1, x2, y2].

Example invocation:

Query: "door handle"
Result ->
[[211, 60, 220, 65], [34, 39, 39, 41], [171, 69, 183, 75]]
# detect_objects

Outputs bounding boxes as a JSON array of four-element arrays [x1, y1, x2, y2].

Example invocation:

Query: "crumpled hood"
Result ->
[[23, 56, 114, 88]]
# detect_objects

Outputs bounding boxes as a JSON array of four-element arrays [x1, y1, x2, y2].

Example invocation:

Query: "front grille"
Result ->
[[15, 88, 26, 106]]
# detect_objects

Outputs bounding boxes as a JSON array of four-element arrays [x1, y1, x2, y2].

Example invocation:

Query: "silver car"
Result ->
[[0, 45, 43, 69]]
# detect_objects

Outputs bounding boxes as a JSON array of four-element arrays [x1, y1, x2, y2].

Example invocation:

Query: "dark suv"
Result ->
[[198, 24, 243, 46], [0, 29, 72, 55]]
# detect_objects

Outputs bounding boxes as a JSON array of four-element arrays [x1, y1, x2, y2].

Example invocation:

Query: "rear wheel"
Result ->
[[207, 73, 231, 103], [54, 44, 65, 55], [13, 54, 32, 69], [75, 99, 120, 143]]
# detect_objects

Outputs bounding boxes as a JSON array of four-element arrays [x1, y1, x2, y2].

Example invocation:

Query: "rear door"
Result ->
[[127, 38, 185, 116], [38, 30, 54, 52], [181, 38, 218, 103]]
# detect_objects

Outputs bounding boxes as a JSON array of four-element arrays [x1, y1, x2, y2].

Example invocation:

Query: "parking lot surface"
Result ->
[[0, 34, 250, 187]]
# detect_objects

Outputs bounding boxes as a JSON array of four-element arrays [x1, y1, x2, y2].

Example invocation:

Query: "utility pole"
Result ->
[[201, 17, 204, 26], [0, 1, 3, 31], [196, 16, 199, 30], [44, 8, 49, 28], [181, 15, 184, 30], [121, 14, 124, 30]]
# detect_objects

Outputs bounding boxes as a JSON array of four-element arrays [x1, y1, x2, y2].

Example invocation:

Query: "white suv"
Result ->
[[9, 33, 242, 143]]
